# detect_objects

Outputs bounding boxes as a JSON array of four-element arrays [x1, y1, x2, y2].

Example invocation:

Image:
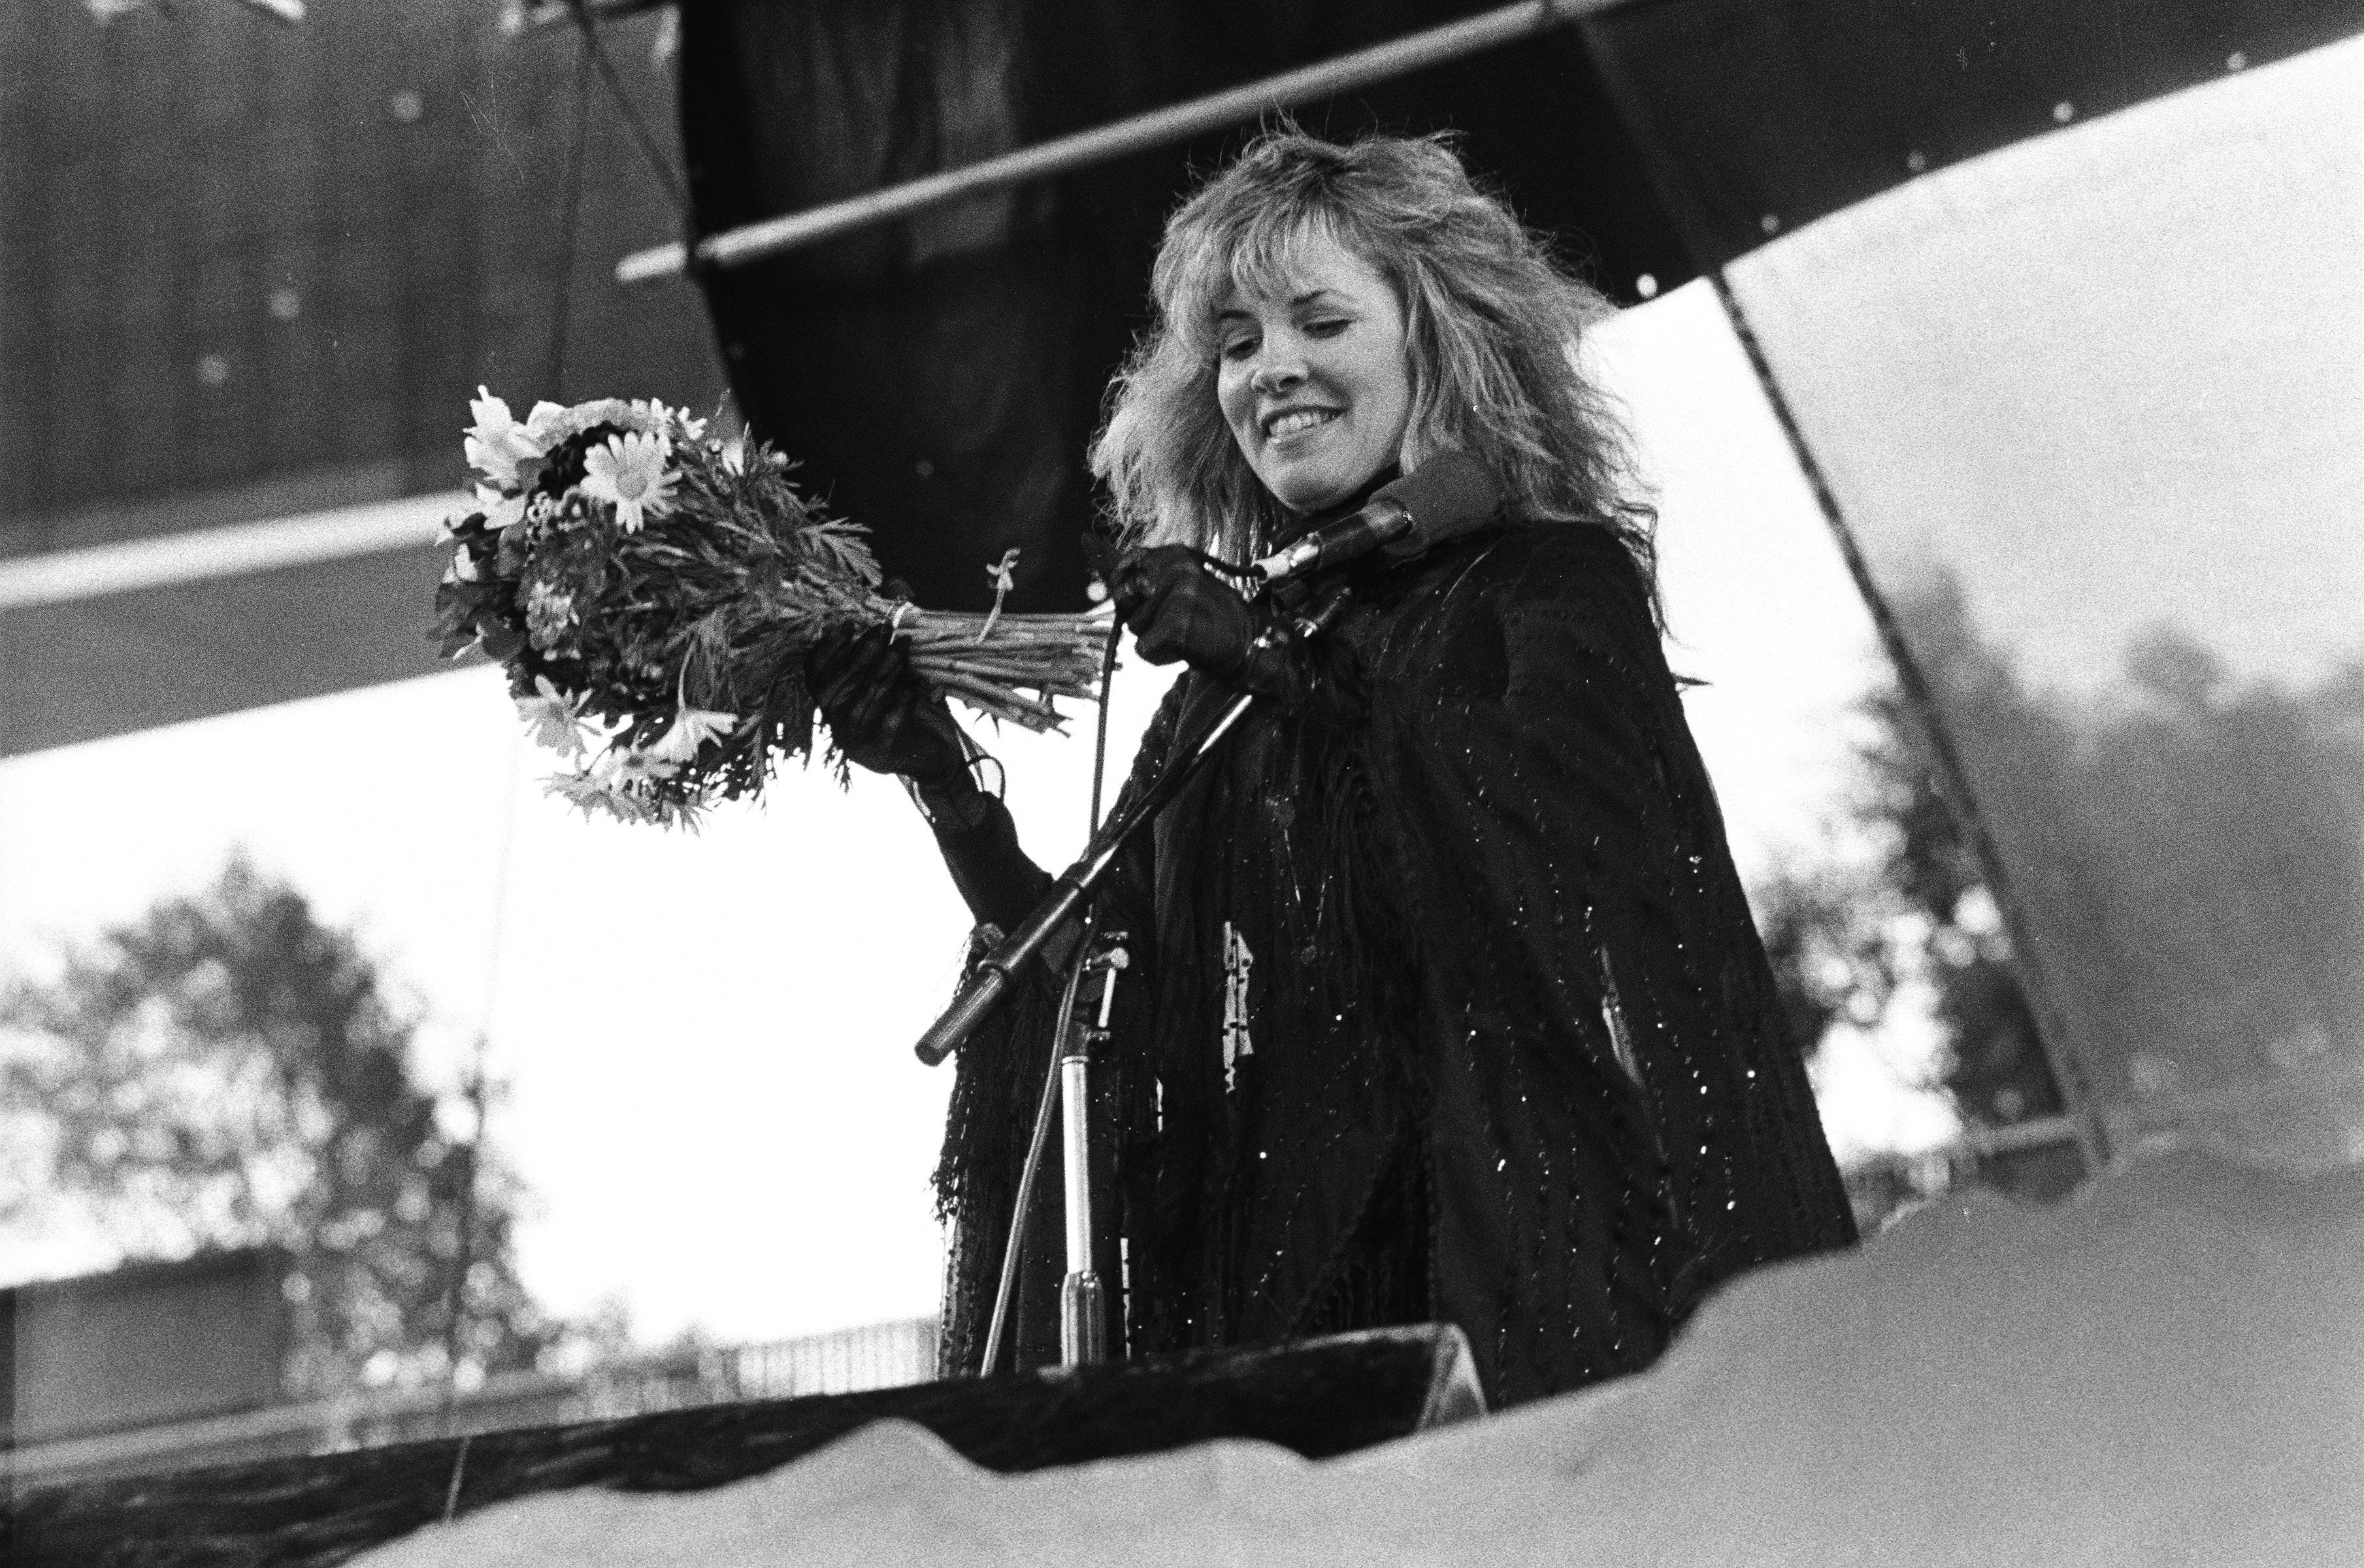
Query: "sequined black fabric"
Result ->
[[934, 517, 1856, 1407]]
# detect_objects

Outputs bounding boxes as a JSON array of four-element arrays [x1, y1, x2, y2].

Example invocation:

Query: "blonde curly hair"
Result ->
[[1091, 126, 1655, 601]]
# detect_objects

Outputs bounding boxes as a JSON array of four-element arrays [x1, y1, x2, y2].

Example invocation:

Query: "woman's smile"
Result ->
[[1263, 406, 1340, 442]]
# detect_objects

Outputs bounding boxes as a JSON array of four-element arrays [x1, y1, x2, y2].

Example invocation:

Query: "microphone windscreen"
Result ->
[[1374, 452, 1504, 557]]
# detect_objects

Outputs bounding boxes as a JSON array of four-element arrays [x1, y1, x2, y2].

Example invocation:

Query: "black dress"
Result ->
[[930, 510, 1856, 1407]]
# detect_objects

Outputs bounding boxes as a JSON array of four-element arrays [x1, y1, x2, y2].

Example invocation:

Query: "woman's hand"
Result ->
[[813, 623, 1041, 916], [807, 625, 971, 788], [1112, 546, 1259, 678]]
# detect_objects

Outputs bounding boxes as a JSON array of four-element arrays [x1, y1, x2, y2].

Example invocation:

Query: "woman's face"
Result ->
[[1214, 234, 1413, 515]]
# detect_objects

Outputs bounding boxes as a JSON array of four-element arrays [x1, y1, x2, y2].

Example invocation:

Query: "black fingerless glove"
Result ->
[[809, 624, 1052, 929], [807, 624, 972, 789], [1113, 546, 1308, 702], [1113, 546, 1256, 675]]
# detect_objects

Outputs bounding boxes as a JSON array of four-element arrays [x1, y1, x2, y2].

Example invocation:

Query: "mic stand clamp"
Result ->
[[1058, 941, 1126, 1367]]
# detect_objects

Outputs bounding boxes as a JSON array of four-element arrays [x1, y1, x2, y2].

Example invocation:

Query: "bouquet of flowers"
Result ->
[[432, 389, 1109, 829]]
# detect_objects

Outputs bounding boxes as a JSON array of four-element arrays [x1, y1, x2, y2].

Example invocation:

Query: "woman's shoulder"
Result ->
[[1411, 517, 1653, 633], [1359, 518, 1667, 702]]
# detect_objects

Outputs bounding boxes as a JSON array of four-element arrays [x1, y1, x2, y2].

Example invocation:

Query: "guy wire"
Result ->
[[562, 0, 692, 221]]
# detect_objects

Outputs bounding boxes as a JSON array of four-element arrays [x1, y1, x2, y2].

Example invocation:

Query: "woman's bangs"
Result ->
[[1226, 210, 1332, 302], [1172, 210, 1341, 356]]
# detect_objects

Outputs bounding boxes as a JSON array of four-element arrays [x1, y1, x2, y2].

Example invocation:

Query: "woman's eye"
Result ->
[[1305, 317, 1350, 338], [1220, 336, 1258, 362]]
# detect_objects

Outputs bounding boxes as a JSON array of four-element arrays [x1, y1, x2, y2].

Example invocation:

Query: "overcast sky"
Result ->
[[0, 280, 1958, 1347]]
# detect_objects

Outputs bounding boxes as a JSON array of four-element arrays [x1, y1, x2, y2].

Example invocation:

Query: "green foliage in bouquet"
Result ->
[[432, 391, 1106, 829]]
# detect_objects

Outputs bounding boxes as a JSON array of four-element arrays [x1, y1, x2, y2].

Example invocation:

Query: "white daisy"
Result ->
[[648, 705, 740, 766], [579, 431, 678, 533], [593, 743, 680, 790], [635, 399, 708, 443], [516, 676, 592, 759], [545, 771, 659, 827]]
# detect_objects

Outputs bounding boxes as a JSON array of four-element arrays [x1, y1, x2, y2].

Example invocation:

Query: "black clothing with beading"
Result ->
[[930, 514, 1856, 1407]]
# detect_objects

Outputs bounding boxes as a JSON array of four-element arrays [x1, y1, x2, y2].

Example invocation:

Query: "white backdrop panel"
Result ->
[[1726, 38, 2364, 1170]]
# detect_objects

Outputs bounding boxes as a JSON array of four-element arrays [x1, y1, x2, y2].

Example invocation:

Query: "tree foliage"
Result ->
[[1757, 571, 2364, 1219], [0, 855, 558, 1396]]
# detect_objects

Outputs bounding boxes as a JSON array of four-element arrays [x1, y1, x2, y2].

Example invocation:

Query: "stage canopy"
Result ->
[[7, 0, 2352, 755], [0, 0, 721, 757]]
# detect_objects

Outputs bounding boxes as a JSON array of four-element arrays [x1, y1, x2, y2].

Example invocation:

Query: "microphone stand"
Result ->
[[927, 581, 1356, 1377], [914, 582, 1355, 1067], [1057, 938, 1127, 1365], [977, 930, 1119, 1375]]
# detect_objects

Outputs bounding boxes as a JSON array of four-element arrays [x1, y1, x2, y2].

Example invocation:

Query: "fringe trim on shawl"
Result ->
[[931, 928, 1066, 1377]]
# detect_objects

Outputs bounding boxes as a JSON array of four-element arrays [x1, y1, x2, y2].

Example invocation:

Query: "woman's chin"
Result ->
[[1262, 457, 1384, 515]]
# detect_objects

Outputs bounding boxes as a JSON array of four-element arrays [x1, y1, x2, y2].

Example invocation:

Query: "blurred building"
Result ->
[[3, 1249, 289, 1455], [3, 1247, 936, 1490]]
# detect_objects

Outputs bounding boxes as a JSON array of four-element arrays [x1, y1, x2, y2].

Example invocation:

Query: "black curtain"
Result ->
[[676, 0, 1683, 613]]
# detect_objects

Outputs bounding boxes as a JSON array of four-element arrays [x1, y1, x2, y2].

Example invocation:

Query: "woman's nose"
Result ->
[[1250, 355, 1304, 395]]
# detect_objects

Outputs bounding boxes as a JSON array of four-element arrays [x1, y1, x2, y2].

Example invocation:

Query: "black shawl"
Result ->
[[933, 517, 1856, 1407]]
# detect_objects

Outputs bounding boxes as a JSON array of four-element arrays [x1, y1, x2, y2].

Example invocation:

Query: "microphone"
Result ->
[[1251, 453, 1503, 583]]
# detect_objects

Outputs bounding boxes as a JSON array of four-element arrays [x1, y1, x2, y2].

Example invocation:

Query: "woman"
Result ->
[[813, 130, 1855, 1407]]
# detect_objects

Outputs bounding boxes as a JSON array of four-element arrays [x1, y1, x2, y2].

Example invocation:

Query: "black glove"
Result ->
[[807, 625, 971, 789], [1112, 546, 1262, 678], [1112, 544, 1322, 704], [810, 625, 1046, 923]]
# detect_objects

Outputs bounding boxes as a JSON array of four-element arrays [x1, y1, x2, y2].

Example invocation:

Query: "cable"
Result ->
[[544, 39, 594, 399], [440, 725, 526, 1427], [441, 53, 583, 1399], [562, 0, 691, 222], [1087, 617, 1121, 833]]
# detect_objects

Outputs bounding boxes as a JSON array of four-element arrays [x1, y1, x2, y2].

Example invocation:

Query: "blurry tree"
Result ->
[[1753, 585, 2070, 1225], [2041, 629, 2364, 1101], [0, 855, 559, 1396], [1849, 589, 2067, 1146], [1758, 572, 2364, 1221]]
